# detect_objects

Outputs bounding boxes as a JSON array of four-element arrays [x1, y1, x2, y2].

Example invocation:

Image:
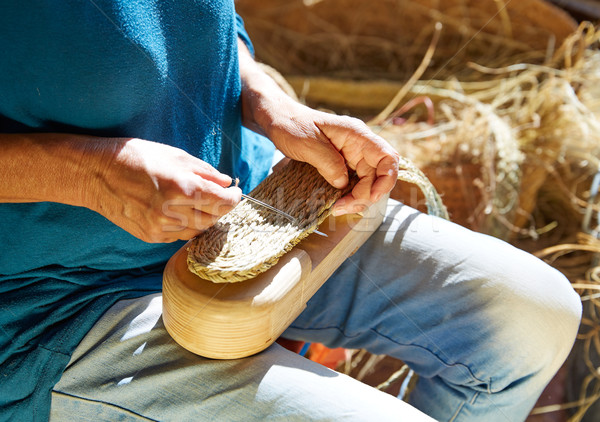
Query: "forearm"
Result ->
[[238, 39, 291, 138], [0, 132, 240, 242], [0, 132, 109, 208]]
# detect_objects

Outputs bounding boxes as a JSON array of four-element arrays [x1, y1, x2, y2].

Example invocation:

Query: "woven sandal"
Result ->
[[187, 160, 356, 283], [187, 158, 447, 284]]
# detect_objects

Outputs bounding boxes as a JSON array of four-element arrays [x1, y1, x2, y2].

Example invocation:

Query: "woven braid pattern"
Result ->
[[187, 158, 447, 284], [397, 156, 449, 220], [187, 160, 354, 283]]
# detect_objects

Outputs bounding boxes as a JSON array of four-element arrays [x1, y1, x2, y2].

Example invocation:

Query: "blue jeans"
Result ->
[[50, 201, 581, 421]]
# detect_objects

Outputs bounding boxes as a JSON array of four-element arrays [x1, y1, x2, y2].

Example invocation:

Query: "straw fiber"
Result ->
[[188, 157, 446, 284], [187, 160, 355, 283], [236, 0, 576, 82]]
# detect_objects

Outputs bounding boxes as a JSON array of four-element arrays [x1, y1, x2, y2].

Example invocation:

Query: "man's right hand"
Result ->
[[92, 138, 241, 243], [0, 134, 240, 243]]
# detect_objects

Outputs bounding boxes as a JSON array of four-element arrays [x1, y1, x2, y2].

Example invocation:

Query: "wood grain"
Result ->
[[162, 196, 388, 359]]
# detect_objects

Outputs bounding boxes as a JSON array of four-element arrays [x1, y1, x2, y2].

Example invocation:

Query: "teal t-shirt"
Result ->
[[0, 1, 274, 420]]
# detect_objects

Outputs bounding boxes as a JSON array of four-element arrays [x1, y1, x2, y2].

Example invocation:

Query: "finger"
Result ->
[[331, 193, 370, 216], [192, 160, 233, 187], [316, 117, 364, 168], [370, 154, 399, 202], [174, 227, 204, 241], [142, 225, 200, 243], [352, 176, 376, 205], [163, 227, 205, 242], [317, 116, 395, 181], [146, 227, 204, 243], [156, 205, 221, 236], [353, 158, 376, 201], [323, 116, 399, 175], [302, 129, 349, 189], [191, 181, 242, 216], [330, 159, 375, 216], [189, 209, 223, 231]]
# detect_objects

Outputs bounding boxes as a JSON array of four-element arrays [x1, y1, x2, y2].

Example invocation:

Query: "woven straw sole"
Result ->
[[187, 157, 446, 283], [187, 160, 354, 283]]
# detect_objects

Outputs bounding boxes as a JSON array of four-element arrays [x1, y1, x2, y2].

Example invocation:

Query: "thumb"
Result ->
[[277, 128, 349, 189], [307, 138, 349, 189]]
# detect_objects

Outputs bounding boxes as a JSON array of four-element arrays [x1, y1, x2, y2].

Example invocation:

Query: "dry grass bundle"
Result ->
[[237, 0, 576, 81], [277, 23, 600, 238], [397, 42, 600, 235], [375, 83, 524, 235]]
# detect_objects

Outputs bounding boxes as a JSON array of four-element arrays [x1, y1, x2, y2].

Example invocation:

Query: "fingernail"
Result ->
[[354, 204, 367, 214], [373, 192, 383, 202], [333, 176, 348, 189]]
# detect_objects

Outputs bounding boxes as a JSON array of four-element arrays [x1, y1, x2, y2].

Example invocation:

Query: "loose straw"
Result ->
[[370, 22, 442, 125]]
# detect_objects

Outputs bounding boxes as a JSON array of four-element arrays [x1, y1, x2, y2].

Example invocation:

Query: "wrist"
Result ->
[[238, 41, 293, 139], [39, 134, 107, 209], [70, 136, 123, 213]]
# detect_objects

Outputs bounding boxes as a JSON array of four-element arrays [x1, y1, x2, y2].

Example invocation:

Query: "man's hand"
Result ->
[[0, 134, 240, 243], [238, 41, 399, 216], [262, 103, 399, 216], [94, 138, 241, 243]]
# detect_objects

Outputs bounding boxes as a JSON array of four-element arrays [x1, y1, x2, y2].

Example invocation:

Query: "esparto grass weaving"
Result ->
[[187, 158, 447, 283]]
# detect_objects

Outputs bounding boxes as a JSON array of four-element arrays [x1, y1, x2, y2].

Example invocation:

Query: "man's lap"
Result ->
[[51, 201, 581, 421], [50, 293, 432, 421]]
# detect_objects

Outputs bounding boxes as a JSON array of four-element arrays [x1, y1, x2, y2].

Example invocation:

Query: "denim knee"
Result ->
[[484, 259, 581, 394]]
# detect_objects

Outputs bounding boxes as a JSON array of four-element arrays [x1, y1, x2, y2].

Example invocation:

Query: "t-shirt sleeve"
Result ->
[[236, 13, 255, 56]]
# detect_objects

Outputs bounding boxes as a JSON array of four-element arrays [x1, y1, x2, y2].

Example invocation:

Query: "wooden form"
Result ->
[[162, 195, 388, 359]]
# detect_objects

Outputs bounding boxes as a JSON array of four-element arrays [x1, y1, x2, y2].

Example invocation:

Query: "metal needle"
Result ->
[[240, 193, 298, 225]]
